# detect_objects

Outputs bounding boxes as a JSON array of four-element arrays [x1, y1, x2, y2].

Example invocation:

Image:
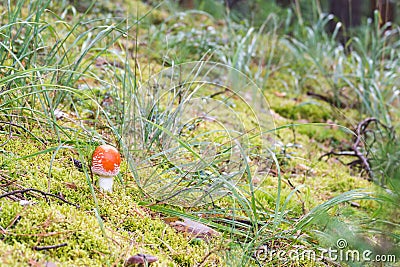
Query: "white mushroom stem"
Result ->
[[98, 176, 114, 192]]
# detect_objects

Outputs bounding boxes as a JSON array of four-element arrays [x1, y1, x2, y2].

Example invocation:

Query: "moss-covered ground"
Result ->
[[1, 0, 399, 266]]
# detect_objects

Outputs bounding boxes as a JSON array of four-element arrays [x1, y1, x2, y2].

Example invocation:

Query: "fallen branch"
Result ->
[[319, 117, 382, 180]]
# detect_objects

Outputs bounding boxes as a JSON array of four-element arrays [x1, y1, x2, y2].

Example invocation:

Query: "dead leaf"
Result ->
[[273, 91, 287, 97], [169, 218, 220, 240], [251, 176, 262, 185], [64, 182, 78, 190], [162, 217, 180, 224], [53, 109, 69, 120], [101, 96, 114, 107], [95, 57, 108, 67], [296, 164, 316, 175], [28, 259, 41, 267]]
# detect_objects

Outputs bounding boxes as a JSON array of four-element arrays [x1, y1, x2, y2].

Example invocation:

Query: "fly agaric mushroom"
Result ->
[[91, 144, 121, 192]]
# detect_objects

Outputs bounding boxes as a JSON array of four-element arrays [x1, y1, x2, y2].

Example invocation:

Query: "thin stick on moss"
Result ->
[[0, 189, 80, 208], [33, 243, 68, 251]]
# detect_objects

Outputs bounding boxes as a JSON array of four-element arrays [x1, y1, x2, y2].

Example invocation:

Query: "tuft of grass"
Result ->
[[122, 61, 276, 207]]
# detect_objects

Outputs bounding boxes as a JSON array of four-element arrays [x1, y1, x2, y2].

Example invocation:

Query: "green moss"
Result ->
[[0, 130, 219, 266], [0, 202, 111, 266], [297, 124, 348, 143], [271, 98, 331, 122], [1, 0, 394, 265]]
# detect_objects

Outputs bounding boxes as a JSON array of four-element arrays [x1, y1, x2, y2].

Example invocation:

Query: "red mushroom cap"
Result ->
[[91, 144, 121, 177]]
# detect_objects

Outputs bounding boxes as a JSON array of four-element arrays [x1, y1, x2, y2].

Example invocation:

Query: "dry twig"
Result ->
[[319, 117, 393, 180], [33, 243, 68, 251], [0, 188, 80, 208]]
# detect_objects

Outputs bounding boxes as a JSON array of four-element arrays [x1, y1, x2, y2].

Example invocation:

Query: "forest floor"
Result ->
[[0, 1, 399, 266]]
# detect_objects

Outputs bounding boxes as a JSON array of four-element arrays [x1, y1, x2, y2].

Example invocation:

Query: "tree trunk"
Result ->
[[370, 0, 395, 27], [329, 0, 362, 30], [179, 0, 194, 9], [276, 0, 294, 7]]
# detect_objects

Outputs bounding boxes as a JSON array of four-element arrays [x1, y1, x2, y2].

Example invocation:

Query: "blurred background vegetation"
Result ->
[[148, 0, 399, 26]]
